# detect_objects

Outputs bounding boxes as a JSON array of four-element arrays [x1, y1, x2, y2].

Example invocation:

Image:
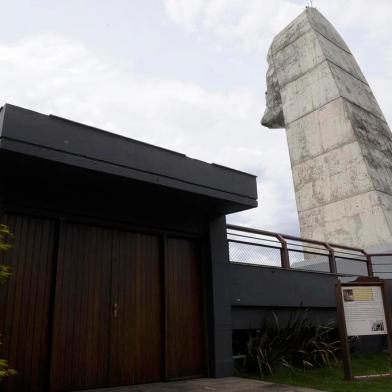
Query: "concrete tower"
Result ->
[[262, 7, 392, 251]]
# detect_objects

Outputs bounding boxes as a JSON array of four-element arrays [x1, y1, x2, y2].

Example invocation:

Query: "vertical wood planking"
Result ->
[[133, 233, 162, 384], [50, 223, 112, 392], [0, 213, 56, 392], [1, 215, 205, 391], [110, 231, 162, 386], [165, 237, 205, 380]]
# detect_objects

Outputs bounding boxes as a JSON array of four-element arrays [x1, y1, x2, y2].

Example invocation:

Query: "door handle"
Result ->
[[113, 302, 119, 318]]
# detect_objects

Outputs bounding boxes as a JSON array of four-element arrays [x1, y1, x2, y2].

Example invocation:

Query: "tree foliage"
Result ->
[[0, 224, 16, 380], [0, 225, 12, 283]]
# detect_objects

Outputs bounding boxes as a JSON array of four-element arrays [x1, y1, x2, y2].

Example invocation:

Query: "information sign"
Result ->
[[342, 286, 387, 336], [335, 278, 392, 380]]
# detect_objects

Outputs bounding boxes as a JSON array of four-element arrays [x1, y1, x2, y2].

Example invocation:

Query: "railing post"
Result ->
[[277, 235, 290, 269], [325, 244, 337, 274], [365, 253, 374, 277]]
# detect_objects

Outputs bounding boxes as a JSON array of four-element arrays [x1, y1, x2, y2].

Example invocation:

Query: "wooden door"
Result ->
[[165, 237, 205, 380], [0, 214, 56, 392], [110, 230, 162, 386], [50, 224, 163, 391], [50, 223, 112, 392], [1, 216, 207, 391]]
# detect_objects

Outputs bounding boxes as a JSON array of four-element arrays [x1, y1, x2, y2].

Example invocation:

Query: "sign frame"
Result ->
[[335, 277, 392, 380]]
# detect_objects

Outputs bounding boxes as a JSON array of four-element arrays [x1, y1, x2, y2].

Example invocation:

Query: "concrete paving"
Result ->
[[78, 377, 322, 391]]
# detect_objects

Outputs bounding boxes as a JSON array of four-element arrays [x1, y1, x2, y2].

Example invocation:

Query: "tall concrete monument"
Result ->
[[262, 7, 392, 251]]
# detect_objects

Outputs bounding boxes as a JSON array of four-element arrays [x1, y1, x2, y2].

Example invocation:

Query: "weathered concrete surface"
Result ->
[[77, 377, 323, 391], [262, 7, 392, 250]]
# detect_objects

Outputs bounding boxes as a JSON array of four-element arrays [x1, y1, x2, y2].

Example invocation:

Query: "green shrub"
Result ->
[[0, 224, 11, 249], [246, 307, 340, 377], [0, 225, 12, 284], [0, 224, 15, 381], [0, 351, 16, 379]]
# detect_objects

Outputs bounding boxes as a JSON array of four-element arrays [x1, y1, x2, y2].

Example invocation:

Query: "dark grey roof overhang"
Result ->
[[0, 104, 257, 214]]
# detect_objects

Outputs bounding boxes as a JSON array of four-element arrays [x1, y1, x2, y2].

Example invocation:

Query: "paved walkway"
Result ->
[[78, 377, 322, 391]]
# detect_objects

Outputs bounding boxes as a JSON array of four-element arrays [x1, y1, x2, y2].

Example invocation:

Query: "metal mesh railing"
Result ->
[[335, 257, 368, 276], [228, 240, 281, 267], [227, 224, 373, 277], [370, 253, 392, 279], [289, 251, 330, 272]]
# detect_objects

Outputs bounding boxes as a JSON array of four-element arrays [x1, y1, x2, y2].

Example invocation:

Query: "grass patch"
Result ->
[[239, 353, 392, 391]]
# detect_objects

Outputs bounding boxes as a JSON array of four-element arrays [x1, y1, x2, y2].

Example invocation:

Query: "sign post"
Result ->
[[335, 277, 392, 380]]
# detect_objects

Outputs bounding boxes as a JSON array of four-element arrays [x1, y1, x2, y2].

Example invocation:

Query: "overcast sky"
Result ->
[[1, 0, 392, 235]]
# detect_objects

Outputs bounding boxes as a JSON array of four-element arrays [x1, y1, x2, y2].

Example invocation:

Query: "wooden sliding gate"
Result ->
[[0, 214, 206, 392]]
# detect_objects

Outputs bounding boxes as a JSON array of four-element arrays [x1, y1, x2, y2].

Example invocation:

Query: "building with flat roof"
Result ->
[[0, 103, 257, 392]]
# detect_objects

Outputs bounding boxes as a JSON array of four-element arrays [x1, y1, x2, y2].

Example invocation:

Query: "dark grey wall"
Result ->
[[230, 264, 339, 329], [208, 215, 234, 377], [229, 263, 392, 354], [232, 307, 337, 330], [230, 264, 339, 309], [209, 258, 345, 375], [229, 263, 392, 328]]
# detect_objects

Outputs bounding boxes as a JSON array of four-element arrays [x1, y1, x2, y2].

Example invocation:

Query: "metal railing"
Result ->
[[227, 224, 373, 277], [368, 253, 392, 279]]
